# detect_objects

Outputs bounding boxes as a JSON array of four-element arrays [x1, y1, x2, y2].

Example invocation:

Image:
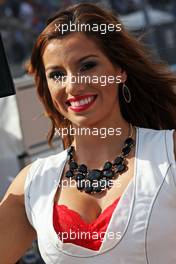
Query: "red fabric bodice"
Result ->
[[53, 196, 120, 251]]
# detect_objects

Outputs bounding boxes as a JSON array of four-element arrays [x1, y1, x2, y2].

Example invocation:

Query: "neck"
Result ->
[[70, 119, 136, 170]]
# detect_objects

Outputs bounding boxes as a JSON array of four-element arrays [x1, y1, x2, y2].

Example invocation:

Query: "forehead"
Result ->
[[42, 32, 101, 66]]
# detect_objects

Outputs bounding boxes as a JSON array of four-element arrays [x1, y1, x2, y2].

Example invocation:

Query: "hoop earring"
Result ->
[[122, 83, 131, 103]]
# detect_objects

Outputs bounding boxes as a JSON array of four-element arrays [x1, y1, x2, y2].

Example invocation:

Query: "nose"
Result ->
[[65, 72, 86, 95]]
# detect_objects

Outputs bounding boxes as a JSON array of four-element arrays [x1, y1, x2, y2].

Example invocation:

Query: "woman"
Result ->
[[0, 3, 176, 264]]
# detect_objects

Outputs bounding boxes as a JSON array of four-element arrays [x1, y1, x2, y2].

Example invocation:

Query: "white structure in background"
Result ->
[[0, 75, 62, 199], [0, 93, 24, 199], [120, 8, 175, 30]]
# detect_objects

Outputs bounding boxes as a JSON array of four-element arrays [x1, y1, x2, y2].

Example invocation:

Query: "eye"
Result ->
[[48, 71, 66, 82], [80, 61, 97, 72]]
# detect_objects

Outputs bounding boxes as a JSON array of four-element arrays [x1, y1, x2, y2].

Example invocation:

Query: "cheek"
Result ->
[[47, 82, 60, 100], [49, 88, 65, 111], [106, 85, 118, 105], [105, 82, 118, 97]]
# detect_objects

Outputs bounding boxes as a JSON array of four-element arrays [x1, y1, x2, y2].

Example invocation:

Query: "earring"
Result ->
[[122, 83, 131, 103]]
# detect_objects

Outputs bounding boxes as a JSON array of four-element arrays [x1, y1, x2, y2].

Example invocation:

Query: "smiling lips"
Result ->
[[66, 94, 97, 112]]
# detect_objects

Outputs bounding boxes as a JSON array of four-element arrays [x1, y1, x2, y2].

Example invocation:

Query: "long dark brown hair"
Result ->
[[29, 3, 176, 149]]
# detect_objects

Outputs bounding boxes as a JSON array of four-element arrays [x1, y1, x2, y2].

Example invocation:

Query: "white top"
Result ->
[[24, 127, 176, 264]]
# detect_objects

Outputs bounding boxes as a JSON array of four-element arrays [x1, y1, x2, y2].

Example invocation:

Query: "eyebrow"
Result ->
[[45, 54, 98, 72]]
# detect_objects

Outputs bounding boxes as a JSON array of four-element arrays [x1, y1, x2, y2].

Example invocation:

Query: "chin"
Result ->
[[70, 116, 94, 128]]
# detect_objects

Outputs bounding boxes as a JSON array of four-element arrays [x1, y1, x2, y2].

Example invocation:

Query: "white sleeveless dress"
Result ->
[[24, 127, 176, 264]]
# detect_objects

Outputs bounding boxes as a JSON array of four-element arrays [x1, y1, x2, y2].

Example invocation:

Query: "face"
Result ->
[[43, 32, 127, 127]]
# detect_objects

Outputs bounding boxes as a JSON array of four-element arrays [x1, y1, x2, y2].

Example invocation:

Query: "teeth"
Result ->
[[80, 99, 85, 105], [70, 96, 95, 107]]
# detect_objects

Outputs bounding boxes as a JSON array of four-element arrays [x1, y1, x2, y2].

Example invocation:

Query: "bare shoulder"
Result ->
[[0, 163, 32, 205], [174, 130, 176, 161]]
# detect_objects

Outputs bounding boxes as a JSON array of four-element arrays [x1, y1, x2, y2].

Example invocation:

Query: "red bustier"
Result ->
[[53, 197, 120, 251]]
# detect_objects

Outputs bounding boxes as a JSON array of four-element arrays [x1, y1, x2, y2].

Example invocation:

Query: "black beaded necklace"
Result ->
[[65, 123, 135, 194]]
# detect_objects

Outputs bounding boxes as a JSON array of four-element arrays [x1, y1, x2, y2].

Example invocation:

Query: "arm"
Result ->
[[0, 164, 37, 264]]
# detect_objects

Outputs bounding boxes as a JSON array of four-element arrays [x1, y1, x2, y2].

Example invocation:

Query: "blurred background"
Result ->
[[0, 0, 176, 263], [1, 0, 176, 78]]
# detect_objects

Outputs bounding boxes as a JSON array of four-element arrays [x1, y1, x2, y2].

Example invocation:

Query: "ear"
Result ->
[[116, 67, 127, 84]]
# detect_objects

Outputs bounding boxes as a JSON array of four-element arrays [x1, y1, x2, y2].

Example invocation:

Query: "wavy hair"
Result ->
[[28, 3, 176, 149]]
